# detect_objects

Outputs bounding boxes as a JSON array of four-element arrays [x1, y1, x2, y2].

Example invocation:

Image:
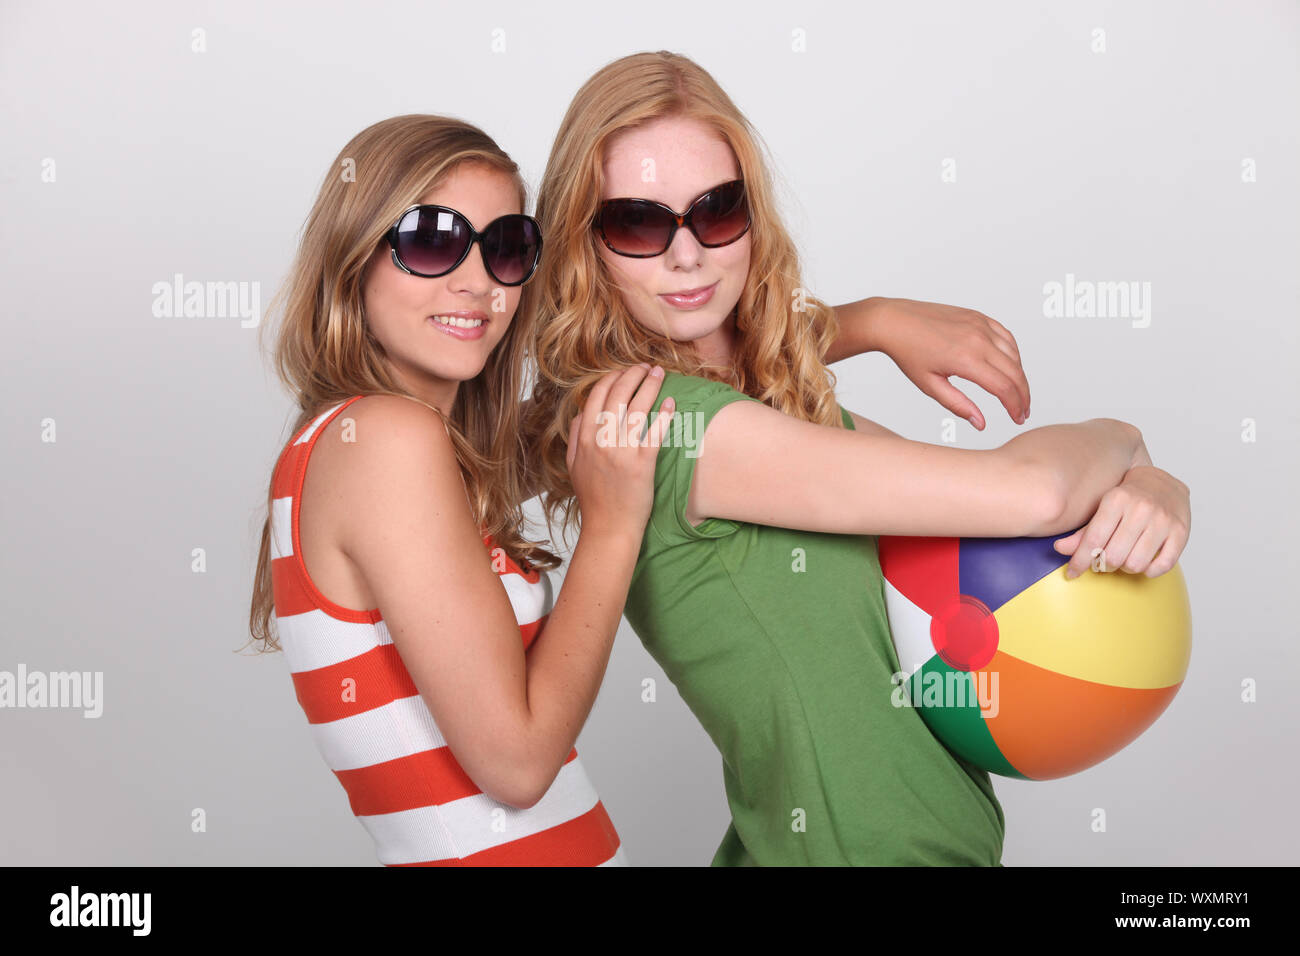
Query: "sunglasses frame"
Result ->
[[592, 179, 752, 258], [386, 204, 544, 287]]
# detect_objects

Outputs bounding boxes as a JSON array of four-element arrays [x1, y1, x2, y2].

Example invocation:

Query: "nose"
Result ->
[[663, 220, 705, 269], [447, 240, 495, 296]]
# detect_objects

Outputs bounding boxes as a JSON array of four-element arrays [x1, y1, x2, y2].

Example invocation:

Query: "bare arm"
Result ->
[[337, 383, 663, 809], [847, 409, 1144, 532], [823, 297, 884, 365], [840, 407, 1186, 577], [686, 401, 1138, 539], [1004, 418, 1145, 533], [827, 296, 1032, 429], [1044, 423, 1190, 578], [845, 409, 901, 439]]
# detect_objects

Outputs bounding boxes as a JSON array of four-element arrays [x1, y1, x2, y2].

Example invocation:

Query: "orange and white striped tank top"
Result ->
[[269, 396, 627, 866]]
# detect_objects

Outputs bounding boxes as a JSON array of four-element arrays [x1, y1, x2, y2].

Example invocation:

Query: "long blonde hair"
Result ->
[[246, 114, 560, 654], [523, 50, 845, 542]]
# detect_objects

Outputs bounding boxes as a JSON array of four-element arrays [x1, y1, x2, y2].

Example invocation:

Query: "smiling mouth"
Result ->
[[429, 314, 487, 328]]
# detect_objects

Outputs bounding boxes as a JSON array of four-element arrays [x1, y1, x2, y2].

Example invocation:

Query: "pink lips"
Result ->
[[428, 311, 489, 341], [660, 281, 718, 310]]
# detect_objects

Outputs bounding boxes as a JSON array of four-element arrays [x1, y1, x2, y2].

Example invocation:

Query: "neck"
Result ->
[[427, 379, 459, 416], [693, 308, 738, 376], [393, 365, 459, 416]]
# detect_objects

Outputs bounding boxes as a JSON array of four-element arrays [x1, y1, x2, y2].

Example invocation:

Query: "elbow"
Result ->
[[494, 786, 543, 812], [473, 751, 557, 811], [451, 738, 546, 810], [438, 709, 567, 810], [500, 767, 561, 811], [476, 768, 543, 811], [512, 754, 569, 809], [507, 748, 572, 809]]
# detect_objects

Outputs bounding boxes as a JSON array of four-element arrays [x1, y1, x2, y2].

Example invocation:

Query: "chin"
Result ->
[[660, 310, 729, 342], [447, 360, 491, 383], [412, 353, 482, 384]]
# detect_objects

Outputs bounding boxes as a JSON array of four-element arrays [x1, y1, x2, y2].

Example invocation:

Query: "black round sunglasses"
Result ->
[[386, 204, 544, 287]]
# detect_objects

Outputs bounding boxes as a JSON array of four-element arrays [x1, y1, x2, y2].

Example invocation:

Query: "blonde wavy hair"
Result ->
[[523, 50, 845, 542], [246, 114, 560, 654]]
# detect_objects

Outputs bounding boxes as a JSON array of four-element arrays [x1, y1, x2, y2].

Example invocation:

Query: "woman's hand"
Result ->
[[1051, 465, 1191, 579], [566, 364, 675, 535], [840, 297, 1032, 430]]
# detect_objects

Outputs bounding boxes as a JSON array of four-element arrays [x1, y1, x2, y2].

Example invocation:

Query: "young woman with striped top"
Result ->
[[245, 115, 672, 866]]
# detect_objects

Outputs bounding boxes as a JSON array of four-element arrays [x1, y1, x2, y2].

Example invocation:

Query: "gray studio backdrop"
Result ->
[[2, 0, 1296, 865]]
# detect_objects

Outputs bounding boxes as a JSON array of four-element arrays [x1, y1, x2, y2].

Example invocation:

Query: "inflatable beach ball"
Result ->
[[877, 531, 1192, 780]]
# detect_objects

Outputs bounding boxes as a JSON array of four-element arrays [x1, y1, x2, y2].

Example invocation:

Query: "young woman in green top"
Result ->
[[523, 52, 1191, 865]]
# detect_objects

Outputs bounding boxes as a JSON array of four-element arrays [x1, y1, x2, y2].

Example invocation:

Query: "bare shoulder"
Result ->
[[310, 395, 467, 543], [295, 396, 459, 610], [306, 395, 453, 486], [331, 394, 453, 447]]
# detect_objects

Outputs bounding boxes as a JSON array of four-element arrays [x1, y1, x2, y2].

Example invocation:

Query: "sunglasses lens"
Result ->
[[482, 215, 542, 285], [692, 181, 750, 246], [600, 201, 677, 256], [393, 207, 470, 276]]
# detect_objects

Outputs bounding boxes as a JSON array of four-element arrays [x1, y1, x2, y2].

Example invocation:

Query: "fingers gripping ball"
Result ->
[[878, 531, 1192, 780]]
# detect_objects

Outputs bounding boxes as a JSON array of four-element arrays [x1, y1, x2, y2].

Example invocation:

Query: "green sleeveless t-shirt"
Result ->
[[621, 372, 1006, 865]]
